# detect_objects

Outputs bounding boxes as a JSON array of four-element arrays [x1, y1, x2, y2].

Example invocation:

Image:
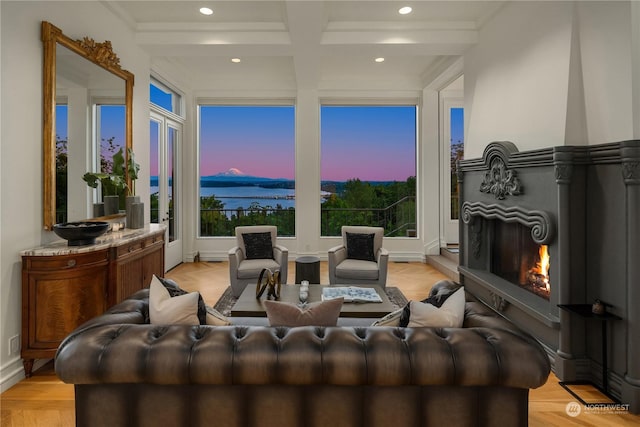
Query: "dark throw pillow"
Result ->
[[158, 276, 207, 325], [242, 232, 274, 260], [424, 280, 463, 308], [346, 232, 376, 261]]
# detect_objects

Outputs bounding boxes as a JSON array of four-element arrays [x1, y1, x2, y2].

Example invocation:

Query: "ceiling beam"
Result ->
[[285, 1, 327, 89]]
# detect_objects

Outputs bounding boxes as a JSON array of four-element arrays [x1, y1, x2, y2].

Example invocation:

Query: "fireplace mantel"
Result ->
[[458, 140, 640, 413]]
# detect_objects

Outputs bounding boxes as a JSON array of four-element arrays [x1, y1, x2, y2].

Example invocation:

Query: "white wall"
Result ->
[[464, 1, 574, 157], [0, 1, 149, 391], [577, 1, 634, 144], [464, 1, 637, 158]]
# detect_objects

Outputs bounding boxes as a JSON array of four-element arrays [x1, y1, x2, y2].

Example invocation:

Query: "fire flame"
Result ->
[[534, 245, 550, 292]]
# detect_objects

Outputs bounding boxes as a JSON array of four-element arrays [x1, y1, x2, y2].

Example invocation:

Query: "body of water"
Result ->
[[201, 186, 296, 210], [151, 185, 313, 210]]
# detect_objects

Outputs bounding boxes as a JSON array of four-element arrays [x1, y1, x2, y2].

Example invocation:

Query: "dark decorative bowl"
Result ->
[[53, 221, 110, 246]]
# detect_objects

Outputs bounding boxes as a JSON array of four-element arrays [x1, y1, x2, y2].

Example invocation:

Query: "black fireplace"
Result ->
[[491, 221, 550, 301], [458, 140, 640, 413]]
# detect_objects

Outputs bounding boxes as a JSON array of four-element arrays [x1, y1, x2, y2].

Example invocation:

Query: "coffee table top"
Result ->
[[231, 284, 396, 318]]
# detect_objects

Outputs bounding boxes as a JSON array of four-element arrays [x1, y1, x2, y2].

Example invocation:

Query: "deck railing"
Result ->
[[194, 196, 416, 237]]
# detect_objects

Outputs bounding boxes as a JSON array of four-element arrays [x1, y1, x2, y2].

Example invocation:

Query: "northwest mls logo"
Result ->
[[565, 401, 582, 417]]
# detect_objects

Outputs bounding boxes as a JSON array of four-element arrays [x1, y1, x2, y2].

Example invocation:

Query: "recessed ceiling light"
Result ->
[[199, 7, 213, 16], [231, 58, 241, 63], [375, 57, 385, 63], [399, 6, 412, 15]]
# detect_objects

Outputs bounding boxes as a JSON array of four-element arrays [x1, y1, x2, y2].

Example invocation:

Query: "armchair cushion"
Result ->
[[346, 232, 376, 261], [335, 259, 379, 280], [237, 259, 281, 279], [242, 232, 274, 260]]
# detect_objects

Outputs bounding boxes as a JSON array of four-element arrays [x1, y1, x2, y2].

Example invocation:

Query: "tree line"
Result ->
[[188, 177, 416, 237]]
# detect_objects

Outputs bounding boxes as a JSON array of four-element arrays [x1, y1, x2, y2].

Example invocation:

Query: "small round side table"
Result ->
[[295, 256, 321, 284]]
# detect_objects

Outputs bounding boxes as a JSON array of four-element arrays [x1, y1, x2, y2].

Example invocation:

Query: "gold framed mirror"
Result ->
[[42, 21, 134, 230]]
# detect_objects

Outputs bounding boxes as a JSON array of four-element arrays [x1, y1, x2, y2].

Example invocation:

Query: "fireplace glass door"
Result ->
[[491, 221, 550, 300]]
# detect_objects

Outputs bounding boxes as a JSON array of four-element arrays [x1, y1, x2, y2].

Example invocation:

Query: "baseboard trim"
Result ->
[[424, 239, 440, 256], [0, 356, 23, 393], [0, 357, 51, 393]]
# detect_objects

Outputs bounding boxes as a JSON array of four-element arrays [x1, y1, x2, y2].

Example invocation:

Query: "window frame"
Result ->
[[151, 76, 185, 117], [318, 100, 420, 238], [196, 99, 297, 238]]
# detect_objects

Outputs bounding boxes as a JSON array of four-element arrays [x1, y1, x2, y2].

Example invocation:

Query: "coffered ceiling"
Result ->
[[105, 1, 505, 91]]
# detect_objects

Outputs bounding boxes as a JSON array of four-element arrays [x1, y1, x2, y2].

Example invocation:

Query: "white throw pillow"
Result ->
[[149, 275, 200, 325], [205, 306, 232, 326], [408, 286, 465, 328]]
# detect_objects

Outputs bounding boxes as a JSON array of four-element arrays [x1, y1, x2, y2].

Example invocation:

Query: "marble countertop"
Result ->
[[21, 224, 167, 256]]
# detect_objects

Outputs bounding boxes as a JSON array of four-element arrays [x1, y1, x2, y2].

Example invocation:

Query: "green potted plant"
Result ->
[[82, 148, 128, 216]]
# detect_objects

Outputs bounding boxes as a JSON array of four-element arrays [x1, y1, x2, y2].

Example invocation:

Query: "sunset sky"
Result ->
[[196, 105, 418, 181], [199, 105, 296, 179], [320, 105, 416, 181], [60, 92, 463, 182]]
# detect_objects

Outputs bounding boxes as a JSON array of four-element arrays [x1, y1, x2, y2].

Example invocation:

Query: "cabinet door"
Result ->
[[114, 255, 145, 305], [27, 266, 108, 348], [142, 241, 165, 285], [112, 237, 165, 305]]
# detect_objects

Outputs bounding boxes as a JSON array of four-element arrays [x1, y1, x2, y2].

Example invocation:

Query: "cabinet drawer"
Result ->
[[116, 240, 144, 257], [148, 232, 164, 245], [23, 250, 109, 271], [115, 232, 164, 258]]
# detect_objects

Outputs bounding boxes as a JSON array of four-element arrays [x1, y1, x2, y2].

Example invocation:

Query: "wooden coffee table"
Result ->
[[231, 284, 396, 318]]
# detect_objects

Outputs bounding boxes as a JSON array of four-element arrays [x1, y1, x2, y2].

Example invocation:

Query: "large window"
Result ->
[[198, 104, 296, 237], [320, 105, 417, 237]]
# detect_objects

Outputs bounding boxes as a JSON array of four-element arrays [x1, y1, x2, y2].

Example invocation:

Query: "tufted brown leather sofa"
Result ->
[[55, 289, 550, 427]]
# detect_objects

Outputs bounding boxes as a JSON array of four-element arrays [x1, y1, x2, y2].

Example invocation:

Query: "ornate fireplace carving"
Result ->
[[479, 157, 522, 199], [461, 202, 554, 245], [458, 140, 640, 413]]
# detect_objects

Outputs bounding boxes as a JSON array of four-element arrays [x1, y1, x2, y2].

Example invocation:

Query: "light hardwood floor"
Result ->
[[2, 261, 639, 426]]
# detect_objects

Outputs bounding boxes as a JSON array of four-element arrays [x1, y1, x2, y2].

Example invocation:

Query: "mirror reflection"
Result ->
[[42, 21, 134, 230], [55, 44, 127, 223]]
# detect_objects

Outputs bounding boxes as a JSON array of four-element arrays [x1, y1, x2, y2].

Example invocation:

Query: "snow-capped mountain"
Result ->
[[213, 168, 247, 177]]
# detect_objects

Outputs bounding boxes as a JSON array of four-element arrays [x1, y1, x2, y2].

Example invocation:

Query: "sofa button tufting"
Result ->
[[354, 328, 367, 339], [393, 329, 406, 340]]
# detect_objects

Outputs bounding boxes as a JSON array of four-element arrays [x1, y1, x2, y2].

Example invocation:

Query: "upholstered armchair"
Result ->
[[328, 226, 389, 287], [228, 226, 288, 297]]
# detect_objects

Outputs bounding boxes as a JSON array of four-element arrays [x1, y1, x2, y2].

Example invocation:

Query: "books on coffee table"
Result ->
[[322, 286, 383, 303]]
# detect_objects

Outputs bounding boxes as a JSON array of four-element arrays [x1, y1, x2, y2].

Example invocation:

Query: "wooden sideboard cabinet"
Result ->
[[21, 225, 165, 377]]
